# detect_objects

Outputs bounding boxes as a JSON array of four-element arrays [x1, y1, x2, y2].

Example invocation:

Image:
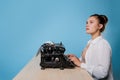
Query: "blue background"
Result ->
[[0, 0, 120, 80]]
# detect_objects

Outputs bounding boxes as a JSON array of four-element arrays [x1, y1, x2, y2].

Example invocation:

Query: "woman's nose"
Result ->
[[86, 23, 89, 27], [86, 25, 88, 28]]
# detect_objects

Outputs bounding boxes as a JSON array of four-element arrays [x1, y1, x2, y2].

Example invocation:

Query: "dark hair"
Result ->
[[90, 14, 108, 32]]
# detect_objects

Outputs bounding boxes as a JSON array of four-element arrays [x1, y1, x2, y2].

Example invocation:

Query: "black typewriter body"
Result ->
[[38, 42, 75, 70]]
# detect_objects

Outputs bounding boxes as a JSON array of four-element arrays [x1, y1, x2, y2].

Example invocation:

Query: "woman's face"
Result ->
[[86, 16, 102, 35]]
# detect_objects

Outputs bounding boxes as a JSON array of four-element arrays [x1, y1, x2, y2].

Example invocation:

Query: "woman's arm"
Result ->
[[80, 42, 111, 79]]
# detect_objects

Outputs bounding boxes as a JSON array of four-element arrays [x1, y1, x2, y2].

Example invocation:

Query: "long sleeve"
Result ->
[[80, 37, 112, 79]]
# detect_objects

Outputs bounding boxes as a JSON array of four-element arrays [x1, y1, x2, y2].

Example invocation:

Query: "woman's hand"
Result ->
[[67, 54, 75, 57], [67, 54, 82, 67]]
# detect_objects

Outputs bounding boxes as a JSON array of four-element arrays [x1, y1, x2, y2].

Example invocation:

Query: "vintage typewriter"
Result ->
[[36, 41, 76, 70]]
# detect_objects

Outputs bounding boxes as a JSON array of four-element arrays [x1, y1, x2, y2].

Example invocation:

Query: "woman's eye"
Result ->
[[90, 21, 93, 23]]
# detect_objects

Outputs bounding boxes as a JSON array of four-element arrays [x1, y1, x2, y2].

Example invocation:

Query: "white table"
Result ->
[[13, 54, 93, 80]]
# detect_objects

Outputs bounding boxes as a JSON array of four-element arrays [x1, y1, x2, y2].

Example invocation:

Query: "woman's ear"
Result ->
[[98, 24, 103, 30]]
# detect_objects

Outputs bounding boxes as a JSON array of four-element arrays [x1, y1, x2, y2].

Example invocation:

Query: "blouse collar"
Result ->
[[88, 35, 103, 45]]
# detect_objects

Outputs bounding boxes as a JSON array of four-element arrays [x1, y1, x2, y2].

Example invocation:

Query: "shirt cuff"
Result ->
[[80, 63, 87, 69], [80, 63, 94, 75]]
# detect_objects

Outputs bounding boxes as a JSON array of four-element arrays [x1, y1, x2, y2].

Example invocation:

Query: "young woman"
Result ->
[[68, 14, 113, 80]]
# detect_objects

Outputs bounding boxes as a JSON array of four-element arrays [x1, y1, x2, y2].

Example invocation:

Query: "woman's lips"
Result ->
[[86, 28, 89, 30]]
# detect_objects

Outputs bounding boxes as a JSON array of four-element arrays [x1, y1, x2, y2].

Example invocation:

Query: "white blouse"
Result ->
[[80, 36, 113, 80]]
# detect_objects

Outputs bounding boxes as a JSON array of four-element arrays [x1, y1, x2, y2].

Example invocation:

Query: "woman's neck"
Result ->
[[91, 31, 101, 40]]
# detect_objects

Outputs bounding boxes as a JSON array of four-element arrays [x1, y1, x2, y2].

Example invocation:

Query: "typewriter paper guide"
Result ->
[[13, 54, 93, 80]]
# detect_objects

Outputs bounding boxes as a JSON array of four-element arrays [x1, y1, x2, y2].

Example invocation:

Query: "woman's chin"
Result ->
[[86, 31, 90, 34]]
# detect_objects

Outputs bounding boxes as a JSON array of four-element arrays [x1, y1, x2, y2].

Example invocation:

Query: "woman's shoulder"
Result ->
[[101, 37, 110, 44], [99, 37, 111, 49]]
